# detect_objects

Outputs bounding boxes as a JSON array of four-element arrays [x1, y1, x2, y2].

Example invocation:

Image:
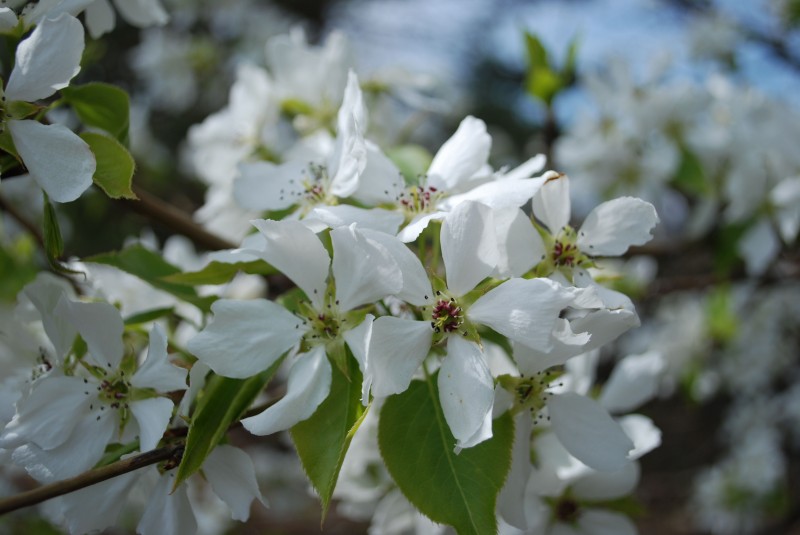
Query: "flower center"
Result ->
[[299, 162, 335, 211], [98, 375, 131, 408], [499, 371, 564, 422], [299, 297, 344, 346], [398, 177, 444, 215], [554, 496, 581, 523], [431, 298, 462, 334], [550, 226, 590, 269]]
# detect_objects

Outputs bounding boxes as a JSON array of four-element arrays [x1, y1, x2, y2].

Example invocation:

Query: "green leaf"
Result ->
[[290, 355, 366, 518], [161, 260, 276, 286], [174, 361, 282, 489], [386, 145, 433, 185], [42, 193, 64, 261], [379, 374, 514, 535], [80, 132, 137, 200], [526, 68, 563, 106], [123, 307, 174, 326], [61, 82, 130, 144], [524, 31, 550, 71], [0, 128, 19, 159], [673, 147, 710, 196], [86, 244, 216, 312], [6, 100, 40, 119]]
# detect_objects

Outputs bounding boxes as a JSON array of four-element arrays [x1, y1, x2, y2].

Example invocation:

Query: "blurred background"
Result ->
[[2, 0, 800, 533]]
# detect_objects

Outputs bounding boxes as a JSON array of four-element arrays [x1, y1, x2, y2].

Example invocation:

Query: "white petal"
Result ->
[[0, 8, 18, 31], [577, 197, 659, 256], [329, 73, 367, 198], [737, 218, 780, 276], [234, 160, 306, 211], [112, 0, 168, 27], [569, 308, 641, 353], [5, 14, 84, 102], [251, 219, 330, 308], [511, 323, 590, 377], [305, 204, 405, 235], [469, 278, 575, 352], [187, 299, 305, 379], [1, 376, 90, 450], [360, 228, 433, 306], [493, 208, 545, 278], [137, 475, 197, 535], [56, 297, 124, 369], [548, 392, 634, 472], [427, 116, 491, 191], [771, 177, 800, 242], [618, 414, 661, 459], [131, 324, 188, 393], [8, 120, 95, 203], [203, 445, 265, 521], [130, 397, 173, 452], [599, 352, 664, 413], [11, 410, 115, 481], [58, 471, 138, 534], [576, 509, 638, 535], [440, 176, 547, 212], [499, 153, 546, 181], [353, 141, 404, 205], [368, 317, 432, 397], [438, 337, 494, 449], [21, 274, 75, 361], [241, 346, 331, 435], [497, 413, 534, 529], [571, 461, 640, 501], [441, 201, 499, 296], [331, 224, 402, 311], [342, 314, 373, 404], [396, 211, 447, 243], [84, 0, 115, 39], [531, 172, 570, 233]]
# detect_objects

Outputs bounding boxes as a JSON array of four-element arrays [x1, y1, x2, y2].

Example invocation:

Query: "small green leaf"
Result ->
[[61, 82, 130, 143], [124, 307, 174, 326], [673, 147, 710, 196], [42, 193, 64, 261], [379, 373, 514, 535], [161, 260, 276, 286], [0, 128, 19, 159], [86, 244, 216, 312], [291, 355, 366, 518], [386, 145, 433, 185], [174, 362, 282, 490], [6, 100, 40, 119], [526, 68, 563, 106], [80, 132, 137, 200], [524, 31, 550, 71]]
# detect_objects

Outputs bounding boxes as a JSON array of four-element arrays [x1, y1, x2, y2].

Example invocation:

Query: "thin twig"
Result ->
[[123, 186, 236, 251], [0, 444, 184, 515], [0, 194, 44, 249]]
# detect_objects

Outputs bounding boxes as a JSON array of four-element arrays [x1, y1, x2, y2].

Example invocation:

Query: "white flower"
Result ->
[[187, 220, 402, 435], [367, 201, 586, 449], [1, 281, 186, 482], [1, 13, 95, 203]]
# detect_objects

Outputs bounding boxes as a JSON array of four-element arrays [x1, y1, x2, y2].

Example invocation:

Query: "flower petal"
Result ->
[[571, 462, 640, 501], [187, 299, 305, 379], [8, 120, 95, 203], [5, 14, 84, 102], [531, 172, 570, 233], [497, 413, 534, 529], [599, 352, 664, 414], [441, 201, 499, 296], [234, 160, 306, 211], [576, 509, 638, 535], [548, 392, 634, 472], [438, 337, 494, 449], [137, 474, 197, 535], [439, 176, 547, 212], [618, 414, 661, 459], [353, 141, 404, 205], [131, 324, 188, 393], [577, 197, 659, 256], [111, 0, 168, 27], [493, 208, 545, 278], [21, 274, 75, 362], [241, 346, 331, 435], [360, 228, 432, 306], [56, 297, 124, 369], [305, 204, 405, 235], [129, 397, 173, 452], [251, 219, 330, 308], [342, 314, 373, 404], [469, 278, 575, 352], [427, 116, 491, 191], [737, 218, 780, 276], [57, 470, 139, 534], [368, 317, 432, 398], [84, 0, 115, 39], [396, 211, 447, 243], [203, 445, 265, 521], [331, 224, 402, 311]]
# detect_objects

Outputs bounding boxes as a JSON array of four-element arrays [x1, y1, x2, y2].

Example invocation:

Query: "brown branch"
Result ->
[[122, 186, 236, 251], [0, 194, 45, 249], [0, 444, 184, 516]]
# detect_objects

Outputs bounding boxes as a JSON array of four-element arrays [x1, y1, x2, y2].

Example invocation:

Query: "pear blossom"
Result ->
[[367, 201, 595, 449], [188, 220, 403, 435], [0, 279, 186, 482], [1, 13, 95, 203]]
